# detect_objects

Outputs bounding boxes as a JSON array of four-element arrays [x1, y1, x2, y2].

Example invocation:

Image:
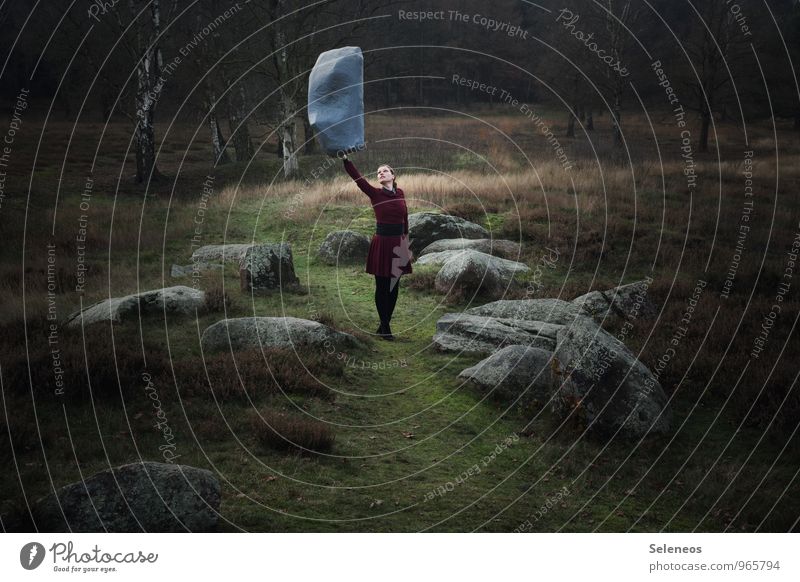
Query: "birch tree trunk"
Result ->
[[205, 85, 230, 164], [131, 0, 164, 183], [228, 84, 255, 162], [274, 28, 298, 178]]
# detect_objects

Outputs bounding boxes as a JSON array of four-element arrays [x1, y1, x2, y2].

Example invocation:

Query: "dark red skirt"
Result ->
[[366, 234, 413, 277]]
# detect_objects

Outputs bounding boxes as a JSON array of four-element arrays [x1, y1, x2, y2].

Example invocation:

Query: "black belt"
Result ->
[[375, 223, 404, 236]]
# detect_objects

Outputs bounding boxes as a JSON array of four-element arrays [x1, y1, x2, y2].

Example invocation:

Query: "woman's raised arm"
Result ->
[[343, 157, 379, 198]]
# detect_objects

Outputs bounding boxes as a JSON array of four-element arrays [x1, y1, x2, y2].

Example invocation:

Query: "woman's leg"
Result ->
[[374, 276, 390, 332], [387, 276, 400, 325]]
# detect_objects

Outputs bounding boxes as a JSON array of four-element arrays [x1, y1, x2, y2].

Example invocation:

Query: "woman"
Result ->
[[342, 153, 412, 341]]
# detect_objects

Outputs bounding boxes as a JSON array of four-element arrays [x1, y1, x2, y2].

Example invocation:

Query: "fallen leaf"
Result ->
[[401, 431, 414, 438], [263, 475, 277, 482]]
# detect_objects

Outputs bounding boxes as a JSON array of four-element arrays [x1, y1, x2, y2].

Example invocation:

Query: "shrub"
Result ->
[[203, 284, 233, 313], [172, 348, 338, 402], [0, 319, 169, 402], [405, 269, 437, 293], [310, 310, 337, 329], [253, 409, 335, 453]]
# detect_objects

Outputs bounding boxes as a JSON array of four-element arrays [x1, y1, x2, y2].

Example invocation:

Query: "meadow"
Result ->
[[1, 108, 798, 531]]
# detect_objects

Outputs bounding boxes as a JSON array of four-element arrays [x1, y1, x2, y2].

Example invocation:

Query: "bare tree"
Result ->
[[226, 82, 256, 162], [242, 0, 376, 178], [599, 0, 641, 147], [683, 0, 754, 152]]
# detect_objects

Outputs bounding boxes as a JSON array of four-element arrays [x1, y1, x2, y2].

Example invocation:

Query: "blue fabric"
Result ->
[[308, 46, 365, 156]]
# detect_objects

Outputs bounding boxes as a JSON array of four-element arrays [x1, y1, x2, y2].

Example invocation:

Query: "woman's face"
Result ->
[[377, 165, 394, 186]]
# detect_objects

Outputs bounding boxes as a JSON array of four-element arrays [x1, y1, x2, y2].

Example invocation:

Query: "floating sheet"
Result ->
[[308, 46, 365, 156]]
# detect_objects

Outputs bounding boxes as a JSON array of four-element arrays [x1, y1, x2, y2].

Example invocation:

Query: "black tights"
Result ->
[[374, 276, 400, 332]]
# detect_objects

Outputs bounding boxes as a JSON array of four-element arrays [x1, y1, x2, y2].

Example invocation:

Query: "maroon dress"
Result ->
[[344, 159, 413, 277]]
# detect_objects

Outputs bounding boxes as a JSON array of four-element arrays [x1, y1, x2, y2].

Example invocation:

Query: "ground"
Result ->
[[1, 110, 798, 531]]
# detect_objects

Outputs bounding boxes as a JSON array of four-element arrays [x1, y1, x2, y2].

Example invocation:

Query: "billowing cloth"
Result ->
[[308, 46, 365, 156]]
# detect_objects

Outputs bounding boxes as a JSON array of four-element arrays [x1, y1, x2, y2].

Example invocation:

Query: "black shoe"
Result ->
[[382, 324, 395, 341], [375, 323, 394, 341]]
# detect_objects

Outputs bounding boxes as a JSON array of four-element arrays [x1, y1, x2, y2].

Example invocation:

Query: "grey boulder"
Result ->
[[317, 230, 370, 265], [201, 316, 361, 352], [419, 238, 521, 259], [432, 312, 563, 354], [433, 250, 527, 300], [308, 46, 365, 156], [466, 297, 583, 325], [417, 249, 528, 276], [32, 462, 220, 532], [191, 244, 254, 264], [553, 317, 671, 438], [459, 345, 555, 408], [239, 243, 299, 293], [408, 212, 489, 254], [572, 279, 657, 321], [64, 286, 205, 327]]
